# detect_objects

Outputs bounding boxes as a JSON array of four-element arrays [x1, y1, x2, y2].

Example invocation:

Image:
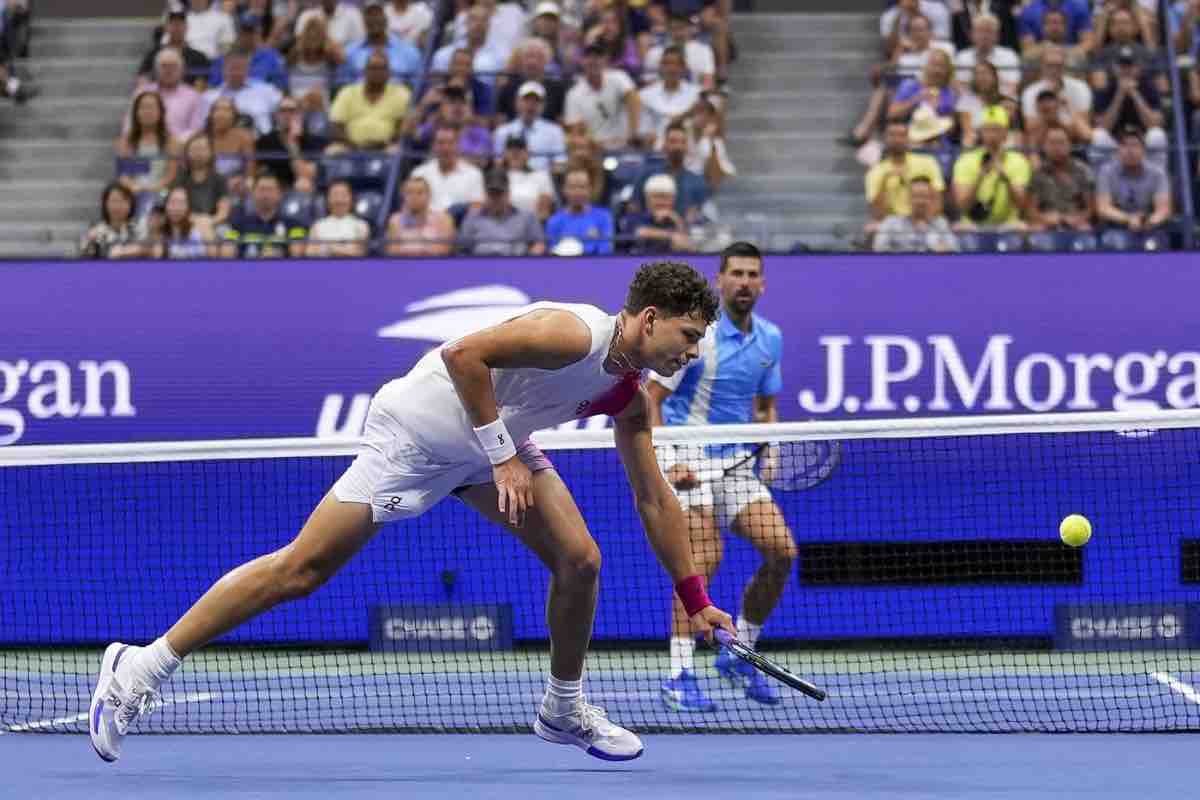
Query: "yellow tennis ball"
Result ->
[[1060, 514, 1092, 547]]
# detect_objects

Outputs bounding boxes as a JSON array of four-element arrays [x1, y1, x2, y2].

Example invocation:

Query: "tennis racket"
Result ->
[[722, 439, 842, 492], [715, 629, 827, 702]]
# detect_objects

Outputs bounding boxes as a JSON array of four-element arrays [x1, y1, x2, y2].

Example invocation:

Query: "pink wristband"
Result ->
[[675, 575, 712, 617]]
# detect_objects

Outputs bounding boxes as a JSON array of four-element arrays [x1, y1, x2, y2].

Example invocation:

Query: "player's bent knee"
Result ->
[[271, 550, 334, 601], [556, 544, 601, 586]]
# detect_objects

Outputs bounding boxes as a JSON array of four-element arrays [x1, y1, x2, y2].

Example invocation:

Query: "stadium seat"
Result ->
[[304, 111, 332, 148], [354, 191, 384, 229], [281, 192, 317, 226]]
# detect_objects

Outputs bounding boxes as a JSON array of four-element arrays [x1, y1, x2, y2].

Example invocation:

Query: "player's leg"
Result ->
[[89, 491, 380, 762], [661, 505, 722, 712], [457, 468, 643, 761], [714, 488, 797, 705]]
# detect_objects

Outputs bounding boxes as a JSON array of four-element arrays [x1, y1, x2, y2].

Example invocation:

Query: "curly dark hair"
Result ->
[[624, 261, 719, 323]]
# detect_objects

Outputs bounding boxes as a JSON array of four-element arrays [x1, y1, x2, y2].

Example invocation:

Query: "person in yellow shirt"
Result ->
[[951, 105, 1031, 229], [328, 49, 412, 152], [864, 119, 946, 234]]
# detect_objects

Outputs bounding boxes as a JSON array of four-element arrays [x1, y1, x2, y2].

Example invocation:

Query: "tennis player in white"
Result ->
[[89, 260, 734, 763], [649, 243, 797, 712]]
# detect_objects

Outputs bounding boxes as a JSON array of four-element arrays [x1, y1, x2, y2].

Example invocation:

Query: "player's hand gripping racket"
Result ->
[[714, 629, 827, 702], [724, 440, 842, 492]]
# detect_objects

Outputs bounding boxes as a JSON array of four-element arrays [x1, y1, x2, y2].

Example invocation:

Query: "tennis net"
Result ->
[[4, 410, 1200, 734]]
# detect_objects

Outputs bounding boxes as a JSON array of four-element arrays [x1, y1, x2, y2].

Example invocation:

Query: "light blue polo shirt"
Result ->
[[652, 312, 783, 455]]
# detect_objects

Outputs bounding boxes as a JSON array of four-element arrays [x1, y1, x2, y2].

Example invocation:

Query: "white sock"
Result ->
[[669, 636, 695, 677], [118, 637, 182, 689], [543, 675, 582, 715], [736, 616, 763, 649]]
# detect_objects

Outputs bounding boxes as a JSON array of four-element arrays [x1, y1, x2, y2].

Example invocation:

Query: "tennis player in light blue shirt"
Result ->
[[648, 241, 795, 712]]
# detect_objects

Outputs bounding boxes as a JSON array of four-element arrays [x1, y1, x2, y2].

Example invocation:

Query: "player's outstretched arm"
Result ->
[[442, 309, 593, 525], [613, 387, 734, 640]]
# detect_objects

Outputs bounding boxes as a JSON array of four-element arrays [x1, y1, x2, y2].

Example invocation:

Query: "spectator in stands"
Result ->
[[952, 105, 1031, 230], [583, 4, 643, 79], [287, 14, 345, 111], [153, 185, 214, 259], [621, 173, 692, 254], [328, 49, 412, 152], [1091, 47, 1168, 163], [432, 4, 505, 80], [441, 46, 495, 117], [956, 14, 1022, 96], [638, 46, 700, 149], [305, 180, 370, 257], [385, 0, 434, 47], [873, 176, 959, 252], [893, 12, 955, 80], [957, 61, 1016, 149], [1018, 0, 1094, 63], [1171, 0, 1200, 61], [1020, 8, 1088, 72], [1024, 89, 1086, 152], [494, 81, 567, 170], [546, 167, 614, 255], [384, 175, 456, 256], [644, 13, 715, 89], [564, 43, 641, 150], [346, 2, 423, 82], [1095, 128, 1171, 235], [683, 90, 735, 191], [528, 1, 578, 77], [634, 122, 708, 222], [243, 0, 292, 50], [209, 12, 288, 93], [294, 0, 365, 51], [80, 183, 143, 260], [411, 123, 487, 211], [219, 169, 307, 257], [203, 49, 283, 135], [255, 97, 319, 191], [500, 136, 557, 221], [410, 84, 492, 165], [496, 37, 567, 122], [138, 48, 207, 141], [205, 96, 256, 190], [185, 0, 236, 61], [561, 128, 607, 204], [1021, 46, 1093, 146], [1094, 1, 1158, 55], [887, 48, 957, 131], [881, 0, 952, 53], [171, 133, 231, 225], [1027, 123, 1095, 233], [951, 0, 1020, 53], [458, 167, 546, 255], [116, 90, 181, 194], [451, 0, 528, 66], [138, 7, 210, 89], [864, 119, 945, 233], [1091, 8, 1160, 89]]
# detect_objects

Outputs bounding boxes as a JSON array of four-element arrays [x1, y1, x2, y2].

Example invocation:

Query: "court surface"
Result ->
[[4, 731, 1196, 800]]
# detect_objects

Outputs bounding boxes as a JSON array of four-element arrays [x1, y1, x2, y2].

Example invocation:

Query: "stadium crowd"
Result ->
[[852, 0, 1199, 253], [80, 0, 741, 259]]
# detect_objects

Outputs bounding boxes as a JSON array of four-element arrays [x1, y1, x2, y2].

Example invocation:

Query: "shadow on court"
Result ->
[[4, 733, 1195, 800]]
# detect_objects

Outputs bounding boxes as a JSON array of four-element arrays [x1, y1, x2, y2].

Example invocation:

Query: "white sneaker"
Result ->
[[534, 700, 644, 761], [89, 643, 161, 763]]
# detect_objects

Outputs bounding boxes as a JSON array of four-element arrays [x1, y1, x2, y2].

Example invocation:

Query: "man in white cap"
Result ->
[[494, 81, 567, 172]]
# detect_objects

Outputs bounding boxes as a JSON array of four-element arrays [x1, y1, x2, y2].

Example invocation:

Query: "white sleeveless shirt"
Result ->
[[374, 301, 641, 463]]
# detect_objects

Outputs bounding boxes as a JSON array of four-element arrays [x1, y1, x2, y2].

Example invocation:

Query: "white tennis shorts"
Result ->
[[332, 402, 553, 523], [668, 453, 774, 529]]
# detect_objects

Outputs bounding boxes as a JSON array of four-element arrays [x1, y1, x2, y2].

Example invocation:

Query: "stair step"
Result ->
[[0, 240, 79, 259], [0, 160, 115, 181], [0, 220, 87, 241], [732, 14, 877, 34]]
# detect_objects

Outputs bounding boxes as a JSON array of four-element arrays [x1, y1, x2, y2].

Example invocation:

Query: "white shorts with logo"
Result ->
[[332, 402, 554, 524], [668, 452, 775, 529]]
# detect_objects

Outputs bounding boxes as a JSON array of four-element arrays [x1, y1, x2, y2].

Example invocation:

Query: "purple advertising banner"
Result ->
[[2, 253, 1199, 445]]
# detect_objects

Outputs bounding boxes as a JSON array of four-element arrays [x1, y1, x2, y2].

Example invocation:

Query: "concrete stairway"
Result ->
[[722, 13, 879, 251], [0, 18, 154, 258]]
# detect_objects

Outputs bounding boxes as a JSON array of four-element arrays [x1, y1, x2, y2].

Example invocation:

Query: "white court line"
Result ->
[[1149, 672, 1200, 705], [2, 691, 218, 733]]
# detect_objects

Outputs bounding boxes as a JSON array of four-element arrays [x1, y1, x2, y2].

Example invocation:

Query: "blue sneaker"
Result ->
[[660, 669, 717, 712], [714, 645, 781, 706]]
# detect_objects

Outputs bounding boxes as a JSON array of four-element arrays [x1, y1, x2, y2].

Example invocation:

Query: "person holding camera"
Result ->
[[952, 104, 1031, 230]]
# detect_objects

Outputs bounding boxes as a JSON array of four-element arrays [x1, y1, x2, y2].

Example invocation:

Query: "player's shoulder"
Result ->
[[753, 314, 784, 342]]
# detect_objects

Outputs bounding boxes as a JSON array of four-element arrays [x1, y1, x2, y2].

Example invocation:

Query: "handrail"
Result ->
[[1161, 0, 1195, 248], [375, 0, 455, 242]]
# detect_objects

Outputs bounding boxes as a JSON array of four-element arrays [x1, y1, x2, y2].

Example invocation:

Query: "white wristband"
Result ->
[[474, 418, 517, 465]]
